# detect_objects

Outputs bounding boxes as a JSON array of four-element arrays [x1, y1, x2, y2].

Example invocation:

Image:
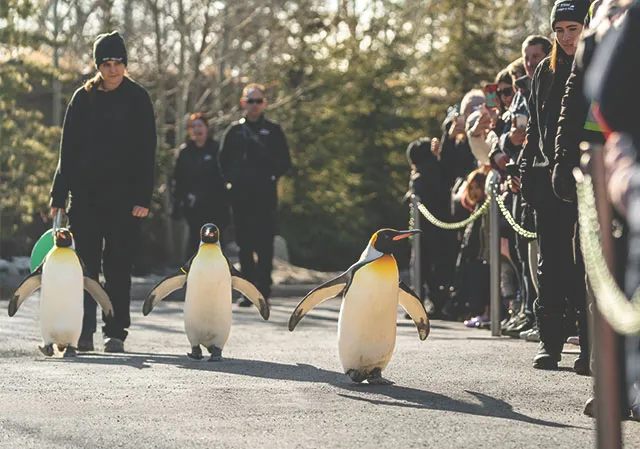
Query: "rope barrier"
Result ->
[[415, 195, 490, 230], [492, 187, 537, 239], [577, 173, 640, 335]]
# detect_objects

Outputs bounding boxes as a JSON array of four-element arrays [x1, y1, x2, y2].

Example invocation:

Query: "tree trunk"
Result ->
[[52, 0, 62, 126]]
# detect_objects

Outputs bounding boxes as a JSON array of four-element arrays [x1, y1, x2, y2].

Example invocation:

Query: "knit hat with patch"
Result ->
[[550, 0, 590, 29], [93, 31, 127, 68]]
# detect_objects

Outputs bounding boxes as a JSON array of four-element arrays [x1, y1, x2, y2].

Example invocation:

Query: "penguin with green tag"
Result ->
[[289, 228, 429, 384], [142, 223, 269, 361], [9, 228, 114, 357]]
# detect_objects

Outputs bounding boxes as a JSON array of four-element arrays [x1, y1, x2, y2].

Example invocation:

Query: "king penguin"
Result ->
[[142, 223, 270, 361], [8, 228, 114, 357], [288, 228, 430, 384]]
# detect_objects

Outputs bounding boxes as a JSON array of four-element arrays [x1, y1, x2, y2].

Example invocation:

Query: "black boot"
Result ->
[[533, 307, 563, 370]]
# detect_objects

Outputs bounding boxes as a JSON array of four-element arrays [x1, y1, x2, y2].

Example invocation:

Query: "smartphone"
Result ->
[[484, 84, 498, 108], [515, 114, 528, 130], [505, 161, 520, 178]]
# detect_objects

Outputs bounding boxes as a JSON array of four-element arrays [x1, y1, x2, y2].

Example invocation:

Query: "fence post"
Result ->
[[582, 142, 623, 449], [410, 194, 422, 297], [489, 172, 501, 337]]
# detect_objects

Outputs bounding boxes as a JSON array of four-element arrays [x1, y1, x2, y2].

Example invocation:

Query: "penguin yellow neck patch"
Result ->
[[368, 254, 397, 276]]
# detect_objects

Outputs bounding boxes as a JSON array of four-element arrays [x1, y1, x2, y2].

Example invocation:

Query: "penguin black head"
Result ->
[[371, 228, 421, 254], [200, 223, 220, 244], [54, 228, 74, 248]]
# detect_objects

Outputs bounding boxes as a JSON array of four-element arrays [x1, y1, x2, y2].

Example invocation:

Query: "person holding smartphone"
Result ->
[[494, 35, 552, 341], [49, 31, 157, 353]]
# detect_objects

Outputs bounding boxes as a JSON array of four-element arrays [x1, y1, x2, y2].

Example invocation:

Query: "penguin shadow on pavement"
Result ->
[[48, 353, 584, 429], [336, 386, 585, 429], [39, 351, 186, 370], [175, 359, 583, 429]]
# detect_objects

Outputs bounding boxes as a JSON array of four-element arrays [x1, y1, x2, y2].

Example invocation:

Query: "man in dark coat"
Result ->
[[219, 84, 291, 303]]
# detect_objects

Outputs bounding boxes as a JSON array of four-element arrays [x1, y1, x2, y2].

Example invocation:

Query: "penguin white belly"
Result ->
[[338, 255, 399, 372], [183, 245, 232, 349], [40, 248, 84, 346]]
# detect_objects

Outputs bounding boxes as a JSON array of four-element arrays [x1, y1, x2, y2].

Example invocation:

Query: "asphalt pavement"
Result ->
[[0, 296, 638, 449]]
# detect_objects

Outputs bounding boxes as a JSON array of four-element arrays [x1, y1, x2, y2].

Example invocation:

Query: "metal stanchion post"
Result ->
[[582, 143, 622, 449], [489, 173, 501, 337], [410, 194, 422, 297]]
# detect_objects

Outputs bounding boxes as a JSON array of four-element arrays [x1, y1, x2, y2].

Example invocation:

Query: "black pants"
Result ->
[[232, 198, 276, 299], [535, 203, 587, 351], [417, 212, 450, 304], [513, 197, 537, 316], [69, 201, 140, 341]]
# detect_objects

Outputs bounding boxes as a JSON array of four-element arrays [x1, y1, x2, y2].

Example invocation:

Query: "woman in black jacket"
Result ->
[[172, 113, 230, 258], [49, 31, 157, 353], [519, 0, 589, 370]]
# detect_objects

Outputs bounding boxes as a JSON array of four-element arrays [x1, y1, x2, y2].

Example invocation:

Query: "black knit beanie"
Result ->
[[550, 0, 590, 29], [93, 31, 128, 68]]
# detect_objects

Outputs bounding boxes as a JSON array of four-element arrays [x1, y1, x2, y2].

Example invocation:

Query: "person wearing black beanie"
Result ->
[[49, 31, 157, 353], [518, 0, 588, 371]]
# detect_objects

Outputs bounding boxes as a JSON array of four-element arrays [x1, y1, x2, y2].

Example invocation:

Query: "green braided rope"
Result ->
[[577, 174, 640, 335], [416, 195, 490, 230], [493, 187, 537, 239]]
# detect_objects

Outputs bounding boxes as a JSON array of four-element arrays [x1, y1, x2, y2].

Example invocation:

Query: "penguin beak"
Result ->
[[391, 229, 422, 241]]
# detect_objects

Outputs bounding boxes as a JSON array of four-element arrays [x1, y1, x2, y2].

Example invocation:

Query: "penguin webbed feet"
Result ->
[[207, 345, 223, 362], [187, 346, 203, 360], [347, 368, 393, 385], [63, 346, 77, 358], [38, 344, 55, 357]]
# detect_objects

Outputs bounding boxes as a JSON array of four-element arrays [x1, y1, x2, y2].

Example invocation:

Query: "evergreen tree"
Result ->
[[0, 1, 60, 256]]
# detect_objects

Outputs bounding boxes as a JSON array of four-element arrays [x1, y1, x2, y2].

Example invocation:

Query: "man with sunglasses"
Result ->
[[219, 83, 292, 304]]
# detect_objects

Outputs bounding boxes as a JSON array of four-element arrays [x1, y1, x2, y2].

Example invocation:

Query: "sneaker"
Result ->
[[520, 327, 540, 342], [574, 356, 591, 376], [532, 341, 560, 370], [237, 296, 253, 307], [504, 313, 534, 338], [77, 336, 94, 352], [104, 337, 125, 353], [566, 335, 579, 346], [464, 315, 489, 328], [583, 397, 595, 417], [525, 329, 540, 342]]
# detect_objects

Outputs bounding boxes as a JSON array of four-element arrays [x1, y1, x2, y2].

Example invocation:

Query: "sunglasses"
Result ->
[[498, 87, 514, 97], [245, 98, 264, 104]]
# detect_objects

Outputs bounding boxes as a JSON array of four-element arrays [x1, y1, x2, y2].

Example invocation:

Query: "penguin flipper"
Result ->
[[398, 281, 430, 340], [288, 273, 349, 331], [84, 277, 114, 317], [8, 269, 43, 317], [142, 273, 187, 316], [231, 276, 270, 320]]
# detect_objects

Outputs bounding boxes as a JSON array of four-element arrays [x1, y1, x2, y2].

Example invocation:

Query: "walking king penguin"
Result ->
[[288, 228, 430, 384], [142, 224, 269, 361], [8, 228, 113, 357]]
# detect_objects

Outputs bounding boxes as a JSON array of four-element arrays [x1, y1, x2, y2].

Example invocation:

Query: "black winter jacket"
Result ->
[[519, 51, 574, 209], [405, 137, 448, 213], [218, 115, 291, 203], [172, 138, 229, 225], [50, 77, 157, 209], [555, 31, 606, 170]]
